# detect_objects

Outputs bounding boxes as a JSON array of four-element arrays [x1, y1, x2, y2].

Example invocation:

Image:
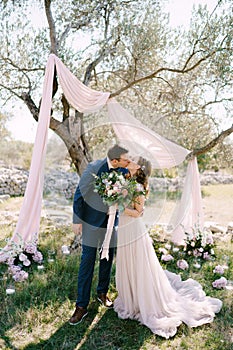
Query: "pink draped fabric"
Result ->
[[12, 55, 109, 244], [169, 157, 204, 245], [11, 56, 55, 245], [52, 54, 110, 113], [0, 54, 110, 260], [107, 98, 190, 168], [0, 53, 203, 261]]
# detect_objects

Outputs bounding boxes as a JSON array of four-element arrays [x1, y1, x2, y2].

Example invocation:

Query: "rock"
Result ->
[[209, 224, 226, 234], [205, 221, 227, 233], [0, 194, 10, 203], [227, 222, 233, 231]]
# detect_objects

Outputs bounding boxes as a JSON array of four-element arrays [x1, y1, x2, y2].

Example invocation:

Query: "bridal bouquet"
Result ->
[[93, 170, 144, 212]]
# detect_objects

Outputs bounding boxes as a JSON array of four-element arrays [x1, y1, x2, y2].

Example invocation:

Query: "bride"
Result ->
[[114, 157, 222, 339]]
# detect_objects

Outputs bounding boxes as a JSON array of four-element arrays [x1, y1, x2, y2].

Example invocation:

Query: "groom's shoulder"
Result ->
[[89, 158, 106, 170]]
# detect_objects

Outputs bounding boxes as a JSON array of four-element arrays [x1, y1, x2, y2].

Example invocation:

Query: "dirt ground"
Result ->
[[145, 184, 233, 229], [201, 184, 233, 226]]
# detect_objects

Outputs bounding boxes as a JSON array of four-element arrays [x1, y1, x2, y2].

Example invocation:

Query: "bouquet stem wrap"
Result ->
[[100, 204, 117, 260]]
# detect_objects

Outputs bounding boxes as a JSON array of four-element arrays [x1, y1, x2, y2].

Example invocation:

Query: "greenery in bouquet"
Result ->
[[2, 236, 43, 282], [93, 170, 145, 212]]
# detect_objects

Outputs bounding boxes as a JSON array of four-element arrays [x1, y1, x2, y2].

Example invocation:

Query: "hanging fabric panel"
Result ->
[[169, 157, 204, 245], [107, 98, 190, 169]]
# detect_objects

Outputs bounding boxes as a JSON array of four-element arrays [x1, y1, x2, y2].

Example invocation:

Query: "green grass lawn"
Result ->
[[0, 219, 232, 350]]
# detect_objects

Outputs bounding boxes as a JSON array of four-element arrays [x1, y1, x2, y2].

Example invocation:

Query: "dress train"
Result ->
[[114, 214, 222, 339]]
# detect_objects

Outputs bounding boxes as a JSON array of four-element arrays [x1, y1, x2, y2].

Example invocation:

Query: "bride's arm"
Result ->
[[123, 195, 145, 218]]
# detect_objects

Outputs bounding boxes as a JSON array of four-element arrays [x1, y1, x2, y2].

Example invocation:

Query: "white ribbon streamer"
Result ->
[[100, 204, 117, 260]]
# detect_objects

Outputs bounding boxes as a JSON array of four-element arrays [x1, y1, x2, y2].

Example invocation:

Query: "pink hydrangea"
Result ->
[[23, 259, 31, 267], [24, 243, 37, 254], [19, 253, 28, 262], [193, 249, 202, 257], [161, 254, 174, 262], [212, 277, 227, 289], [177, 259, 189, 270], [213, 265, 226, 275], [203, 252, 211, 260], [8, 264, 21, 274], [13, 270, 29, 282], [33, 251, 43, 263]]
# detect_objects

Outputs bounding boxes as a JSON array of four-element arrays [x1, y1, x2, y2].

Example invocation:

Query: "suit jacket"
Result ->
[[73, 158, 109, 228]]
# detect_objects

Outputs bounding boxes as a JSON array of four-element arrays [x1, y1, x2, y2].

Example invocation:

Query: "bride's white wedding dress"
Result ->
[[114, 209, 222, 339]]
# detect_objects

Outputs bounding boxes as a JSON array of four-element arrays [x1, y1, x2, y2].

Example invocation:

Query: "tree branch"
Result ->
[[44, 0, 58, 54], [21, 92, 39, 121], [110, 51, 217, 97], [83, 39, 120, 85], [187, 124, 233, 159]]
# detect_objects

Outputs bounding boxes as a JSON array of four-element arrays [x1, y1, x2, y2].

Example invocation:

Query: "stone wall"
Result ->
[[0, 165, 233, 199], [0, 166, 79, 199], [0, 166, 28, 197]]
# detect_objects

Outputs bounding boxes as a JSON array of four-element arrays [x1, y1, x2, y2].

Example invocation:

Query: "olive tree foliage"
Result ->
[[0, 112, 10, 141], [0, 0, 232, 174]]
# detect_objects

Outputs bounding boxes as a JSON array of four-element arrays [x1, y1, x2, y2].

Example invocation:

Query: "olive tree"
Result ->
[[0, 0, 232, 174]]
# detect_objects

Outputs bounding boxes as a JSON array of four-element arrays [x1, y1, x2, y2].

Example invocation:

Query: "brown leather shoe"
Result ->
[[97, 293, 113, 308], [69, 306, 88, 325]]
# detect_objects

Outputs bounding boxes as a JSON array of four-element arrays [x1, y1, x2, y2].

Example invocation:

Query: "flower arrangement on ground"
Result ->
[[2, 237, 43, 282], [93, 170, 145, 211], [184, 228, 215, 260], [152, 226, 232, 290]]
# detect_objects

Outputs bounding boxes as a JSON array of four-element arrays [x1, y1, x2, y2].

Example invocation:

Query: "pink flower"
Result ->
[[19, 253, 28, 262], [24, 243, 37, 254], [212, 277, 227, 289], [161, 254, 174, 262], [7, 257, 15, 265], [164, 243, 171, 250], [213, 265, 226, 275], [8, 264, 21, 274], [121, 189, 128, 197], [112, 186, 121, 193], [158, 247, 168, 255], [193, 249, 202, 257], [177, 259, 189, 270], [33, 251, 43, 263], [23, 259, 31, 267], [203, 252, 211, 260], [13, 270, 29, 282], [206, 235, 214, 245]]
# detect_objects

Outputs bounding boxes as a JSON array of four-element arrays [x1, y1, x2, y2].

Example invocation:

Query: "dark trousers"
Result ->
[[76, 244, 115, 308]]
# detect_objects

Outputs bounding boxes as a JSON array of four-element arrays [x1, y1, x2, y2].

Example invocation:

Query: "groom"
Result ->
[[69, 144, 130, 325]]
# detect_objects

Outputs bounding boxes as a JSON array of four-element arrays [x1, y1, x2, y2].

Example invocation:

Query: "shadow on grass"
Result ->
[[0, 247, 157, 350], [0, 248, 82, 349], [21, 306, 158, 350]]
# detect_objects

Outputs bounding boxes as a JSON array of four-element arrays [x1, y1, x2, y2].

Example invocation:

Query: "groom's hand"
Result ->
[[72, 223, 82, 235]]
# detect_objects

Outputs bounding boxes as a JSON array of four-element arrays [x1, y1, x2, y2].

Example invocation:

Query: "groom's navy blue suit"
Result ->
[[73, 157, 127, 308]]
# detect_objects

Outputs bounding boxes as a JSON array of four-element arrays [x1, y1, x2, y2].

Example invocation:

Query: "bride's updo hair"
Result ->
[[135, 157, 152, 193]]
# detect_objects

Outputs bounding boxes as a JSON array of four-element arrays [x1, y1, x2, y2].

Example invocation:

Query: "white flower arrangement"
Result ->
[[184, 228, 215, 260]]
